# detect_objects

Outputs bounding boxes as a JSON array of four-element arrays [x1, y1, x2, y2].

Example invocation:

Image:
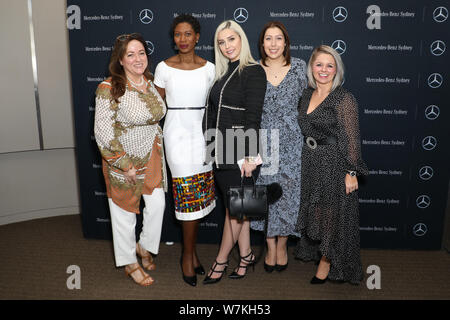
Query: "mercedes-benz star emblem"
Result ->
[[146, 41, 154, 55], [333, 6, 348, 22], [430, 40, 446, 56], [427, 73, 443, 88], [422, 136, 437, 150], [416, 195, 431, 209], [419, 166, 434, 180], [413, 223, 427, 237], [233, 8, 248, 23], [425, 105, 440, 120], [433, 6, 448, 23], [139, 9, 153, 24], [331, 40, 346, 55]]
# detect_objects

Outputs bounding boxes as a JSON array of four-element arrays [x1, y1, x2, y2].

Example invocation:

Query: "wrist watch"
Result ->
[[347, 170, 356, 177]]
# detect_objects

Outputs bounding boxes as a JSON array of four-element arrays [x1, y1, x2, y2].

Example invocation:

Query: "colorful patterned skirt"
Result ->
[[172, 170, 216, 221]]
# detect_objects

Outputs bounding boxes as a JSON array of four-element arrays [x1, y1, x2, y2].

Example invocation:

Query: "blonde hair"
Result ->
[[307, 45, 344, 91], [213, 20, 257, 81]]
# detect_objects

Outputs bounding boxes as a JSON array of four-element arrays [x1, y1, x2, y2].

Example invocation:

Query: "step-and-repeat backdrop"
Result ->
[[67, 0, 449, 249]]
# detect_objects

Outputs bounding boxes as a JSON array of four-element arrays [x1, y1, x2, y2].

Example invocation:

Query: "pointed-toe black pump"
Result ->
[[264, 262, 276, 273], [310, 275, 328, 284], [180, 257, 197, 287], [194, 265, 205, 275], [275, 262, 288, 272]]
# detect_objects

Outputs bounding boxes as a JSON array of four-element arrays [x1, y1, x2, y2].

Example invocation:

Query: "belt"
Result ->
[[303, 136, 337, 149], [167, 106, 205, 110]]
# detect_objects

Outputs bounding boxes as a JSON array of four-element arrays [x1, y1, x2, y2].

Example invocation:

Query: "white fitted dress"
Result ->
[[154, 61, 216, 221]]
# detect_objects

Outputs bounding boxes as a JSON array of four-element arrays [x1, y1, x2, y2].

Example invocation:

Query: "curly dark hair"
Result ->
[[171, 13, 201, 35]]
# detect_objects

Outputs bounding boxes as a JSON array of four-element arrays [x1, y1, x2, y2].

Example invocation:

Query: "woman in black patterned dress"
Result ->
[[294, 45, 368, 284]]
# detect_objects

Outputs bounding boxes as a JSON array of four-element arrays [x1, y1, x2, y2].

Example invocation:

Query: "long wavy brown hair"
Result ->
[[109, 33, 153, 103]]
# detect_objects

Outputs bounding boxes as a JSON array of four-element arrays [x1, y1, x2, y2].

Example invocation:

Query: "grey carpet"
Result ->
[[0, 215, 449, 300]]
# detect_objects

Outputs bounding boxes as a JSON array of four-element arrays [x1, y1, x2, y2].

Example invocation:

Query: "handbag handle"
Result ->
[[239, 174, 257, 198]]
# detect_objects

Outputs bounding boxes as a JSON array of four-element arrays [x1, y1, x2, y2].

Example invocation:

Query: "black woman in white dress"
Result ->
[[154, 14, 215, 287]]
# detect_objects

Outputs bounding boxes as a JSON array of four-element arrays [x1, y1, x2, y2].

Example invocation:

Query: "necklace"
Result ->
[[127, 75, 144, 87], [265, 59, 288, 80]]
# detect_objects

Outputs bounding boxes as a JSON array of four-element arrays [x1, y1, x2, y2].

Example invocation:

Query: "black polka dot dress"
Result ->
[[294, 86, 368, 284]]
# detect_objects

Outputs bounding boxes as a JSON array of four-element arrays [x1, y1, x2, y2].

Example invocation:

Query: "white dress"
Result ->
[[154, 61, 216, 221]]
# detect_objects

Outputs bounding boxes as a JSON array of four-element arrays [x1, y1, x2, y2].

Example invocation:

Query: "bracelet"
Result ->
[[245, 156, 258, 164]]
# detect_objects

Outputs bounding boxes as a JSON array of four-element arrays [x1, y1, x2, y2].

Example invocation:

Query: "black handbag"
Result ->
[[227, 176, 268, 220]]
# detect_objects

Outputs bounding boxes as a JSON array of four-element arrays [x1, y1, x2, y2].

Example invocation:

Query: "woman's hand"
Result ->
[[241, 160, 257, 177], [345, 173, 358, 194], [124, 167, 137, 185]]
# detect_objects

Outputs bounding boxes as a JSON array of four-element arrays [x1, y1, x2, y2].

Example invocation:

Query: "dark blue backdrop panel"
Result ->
[[66, 0, 449, 249]]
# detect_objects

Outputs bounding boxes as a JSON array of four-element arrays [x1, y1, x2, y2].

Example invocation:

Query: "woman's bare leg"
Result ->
[[276, 236, 288, 266], [207, 209, 242, 278], [316, 256, 331, 280]]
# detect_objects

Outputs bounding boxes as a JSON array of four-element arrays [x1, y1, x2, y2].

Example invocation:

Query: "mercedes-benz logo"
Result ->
[[413, 223, 427, 237], [145, 41, 154, 55], [333, 6, 348, 22], [416, 195, 431, 209], [422, 136, 437, 150], [433, 6, 448, 23], [427, 73, 443, 88], [139, 9, 153, 24], [430, 40, 446, 56], [425, 105, 440, 120], [233, 8, 248, 23], [418, 166, 434, 181], [331, 40, 346, 55]]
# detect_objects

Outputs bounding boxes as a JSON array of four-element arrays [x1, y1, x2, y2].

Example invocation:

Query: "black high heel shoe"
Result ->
[[203, 260, 228, 285], [180, 257, 197, 287], [275, 262, 288, 272], [310, 275, 328, 284], [275, 250, 289, 272], [194, 265, 205, 275], [182, 273, 197, 286], [229, 251, 255, 279], [264, 262, 276, 273]]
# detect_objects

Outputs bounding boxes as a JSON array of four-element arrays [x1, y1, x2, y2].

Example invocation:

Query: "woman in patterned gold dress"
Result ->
[[295, 45, 368, 284], [94, 33, 167, 286]]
